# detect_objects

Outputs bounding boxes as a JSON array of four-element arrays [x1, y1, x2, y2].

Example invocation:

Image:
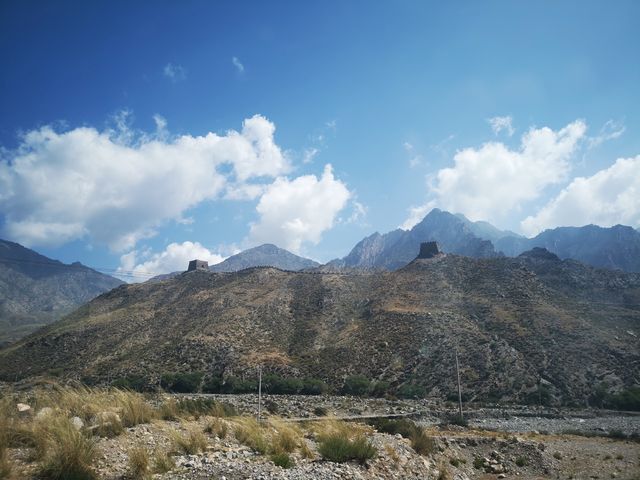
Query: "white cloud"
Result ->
[[403, 141, 423, 168], [0, 114, 290, 250], [302, 147, 319, 164], [118, 241, 226, 281], [402, 120, 587, 229], [163, 63, 187, 82], [232, 56, 244, 73], [521, 155, 640, 236], [249, 164, 351, 253], [487, 115, 515, 136], [587, 119, 625, 149]]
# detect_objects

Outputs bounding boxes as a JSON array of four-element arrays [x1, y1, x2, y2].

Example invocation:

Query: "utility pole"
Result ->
[[455, 347, 463, 420], [257, 365, 263, 423]]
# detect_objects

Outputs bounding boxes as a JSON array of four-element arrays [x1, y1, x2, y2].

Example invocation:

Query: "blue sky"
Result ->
[[1, 1, 639, 280]]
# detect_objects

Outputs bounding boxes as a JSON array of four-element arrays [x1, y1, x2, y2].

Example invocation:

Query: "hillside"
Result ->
[[2, 248, 638, 405], [210, 244, 319, 272], [0, 239, 124, 346]]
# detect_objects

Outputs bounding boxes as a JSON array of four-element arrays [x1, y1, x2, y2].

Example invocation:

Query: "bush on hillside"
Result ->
[[160, 372, 203, 393], [342, 375, 371, 396]]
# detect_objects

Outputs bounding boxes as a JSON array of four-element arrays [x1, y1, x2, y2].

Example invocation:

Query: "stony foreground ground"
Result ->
[[3, 391, 639, 479]]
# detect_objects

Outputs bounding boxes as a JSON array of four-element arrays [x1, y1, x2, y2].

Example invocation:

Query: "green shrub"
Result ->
[[222, 376, 257, 394], [608, 387, 640, 411], [175, 398, 236, 419], [369, 381, 391, 398], [111, 375, 148, 392], [342, 375, 371, 396], [397, 383, 426, 399], [318, 432, 376, 464], [301, 378, 328, 395], [160, 372, 203, 393], [202, 376, 223, 394], [473, 457, 484, 469], [515, 456, 528, 467], [313, 406, 328, 417], [271, 452, 295, 468], [271, 452, 296, 468], [368, 418, 416, 438]]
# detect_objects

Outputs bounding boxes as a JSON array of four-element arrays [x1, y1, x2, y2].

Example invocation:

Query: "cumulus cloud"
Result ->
[[163, 63, 187, 82], [0, 114, 290, 250], [249, 164, 351, 253], [231, 56, 245, 73], [118, 241, 226, 281], [402, 120, 587, 229], [487, 115, 515, 136], [521, 155, 640, 236]]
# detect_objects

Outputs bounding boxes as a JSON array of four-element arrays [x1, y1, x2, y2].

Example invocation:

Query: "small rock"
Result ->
[[17, 403, 31, 413], [71, 416, 84, 430]]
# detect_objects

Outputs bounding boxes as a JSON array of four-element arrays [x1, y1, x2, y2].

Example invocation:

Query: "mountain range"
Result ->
[[0, 239, 123, 347], [1, 208, 639, 348], [1, 245, 637, 405], [327, 209, 640, 273]]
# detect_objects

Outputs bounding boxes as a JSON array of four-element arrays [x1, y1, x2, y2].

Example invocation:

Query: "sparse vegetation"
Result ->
[[313, 406, 328, 417], [397, 383, 426, 399], [317, 431, 377, 464], [38, 416, 97, 480], [515, 456, 528, 467], [234, 418, 268, 454], [160, 372, 203, 393], [367, 418, 435, 456], [342, 375, 371, 396], [170, 429, 208, 455], [271, 451, 295, 468], [204, 417, 228, 439], [152, 450, 175, 474], [128, 446, 150, 479]]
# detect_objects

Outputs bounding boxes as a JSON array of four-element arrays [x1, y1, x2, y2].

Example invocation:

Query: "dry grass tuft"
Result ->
[[37, 415, 97, 480], [170, 429, 208, 455], [233, 418, 268, 454], [152, 450, 175, 474], [204, 417, 228, 439], [128, 446, 150, 479]]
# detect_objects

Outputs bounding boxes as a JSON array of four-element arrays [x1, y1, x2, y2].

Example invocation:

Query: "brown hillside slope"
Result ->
[[1, 251, 638, 404]]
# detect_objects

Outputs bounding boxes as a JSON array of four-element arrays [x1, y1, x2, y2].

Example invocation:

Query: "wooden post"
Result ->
[[257, 365, 263, 423], [455, 347, 463, 420]]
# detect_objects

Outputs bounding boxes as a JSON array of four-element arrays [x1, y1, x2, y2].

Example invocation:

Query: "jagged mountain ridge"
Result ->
[[328, 209, 640, 273], [2, 248, 638, 405], [327, 209, 500, 270], [0, 239, 124, 346], [495, 224, 640, 272]]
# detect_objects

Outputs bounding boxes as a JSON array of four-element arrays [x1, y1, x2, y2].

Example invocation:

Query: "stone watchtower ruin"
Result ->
[[187, 260, 209, 272], [417, 241, 442, 259]]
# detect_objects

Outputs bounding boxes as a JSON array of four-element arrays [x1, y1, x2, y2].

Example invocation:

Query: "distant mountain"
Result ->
[[0, 239, 124, 346], [209, 244, 319, 273], [3, 246, 638, 405], [327, 208, 499, 270], [494, 224, 640, 272]]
